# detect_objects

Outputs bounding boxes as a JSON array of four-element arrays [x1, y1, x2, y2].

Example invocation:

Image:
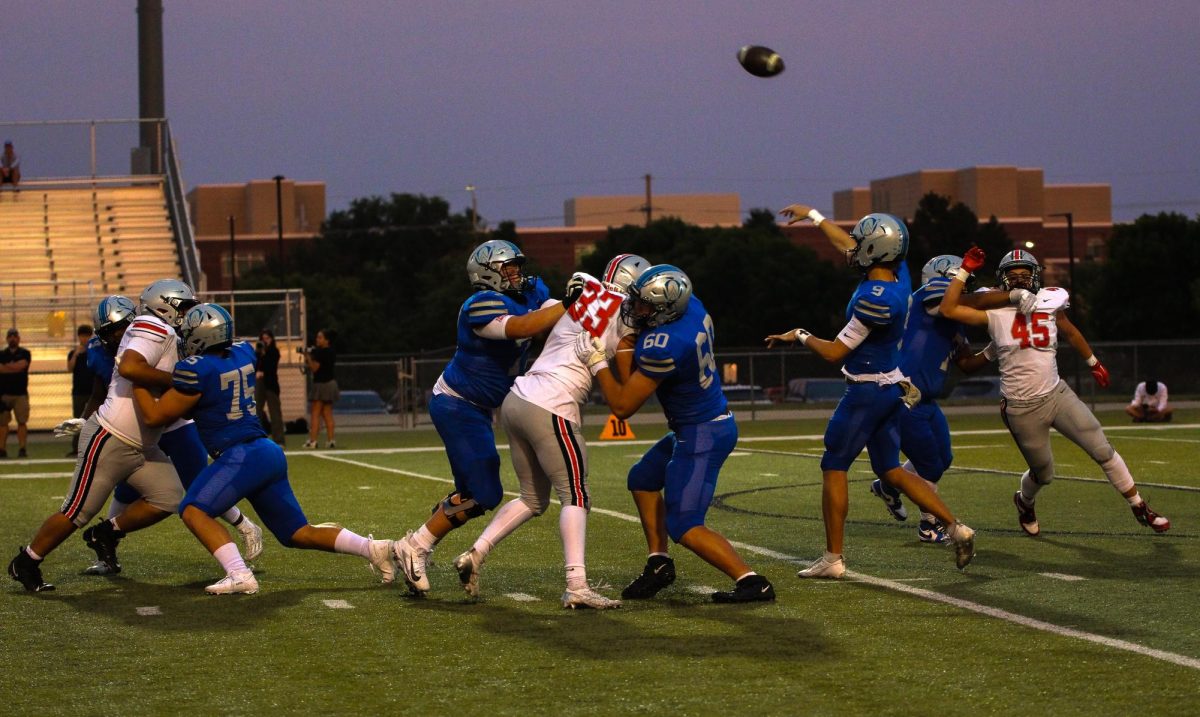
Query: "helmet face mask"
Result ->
[[180, 304, 235, 357], [93, 295, 136, 350], [848, 213, 910, 269], [601, 253, 650, 294], [139, 279, 198, 329], [620, 264, 692, 329], [466, 240, 530, 294], [996, 250, 1042, 292]]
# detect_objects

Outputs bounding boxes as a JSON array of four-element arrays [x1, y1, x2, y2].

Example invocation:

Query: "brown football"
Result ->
[[737, 45, 785, 78]]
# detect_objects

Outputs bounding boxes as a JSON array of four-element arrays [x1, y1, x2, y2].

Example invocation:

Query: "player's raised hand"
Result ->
[[1088, 357, 1110, 388], [779, 204, 815, 225], [574, 331, 609, 374], [961, 246, 987, 273], [1009, 288, 1038, 314], [764, 328, 811, 349], [563, 272, 588, 307]]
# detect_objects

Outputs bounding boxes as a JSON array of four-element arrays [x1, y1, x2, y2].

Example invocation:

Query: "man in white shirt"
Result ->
[[1125, 379, 1172, 423]]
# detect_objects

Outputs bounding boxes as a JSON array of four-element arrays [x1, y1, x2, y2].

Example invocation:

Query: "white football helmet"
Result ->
[[466, 240, 529, 293], [93, 295, 136, 349], [921, 255, 963, 285], [848, 213, 909, 269], [996, 250, 1042, 291], [139, 279, 198, 328], [180, 303, 235, 357], [620, 264, 692, 329], [601, 253, 650, 294]]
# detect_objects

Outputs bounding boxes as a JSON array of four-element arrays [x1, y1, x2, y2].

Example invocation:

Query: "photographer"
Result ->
[[255, 330, 285, 445], [303, 329, 338, 449]]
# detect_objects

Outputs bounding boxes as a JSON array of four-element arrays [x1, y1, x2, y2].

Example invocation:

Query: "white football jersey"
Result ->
[[95, 313, 189, 448], [512, 273, 634, 424], [985, 287, 1070, 400]]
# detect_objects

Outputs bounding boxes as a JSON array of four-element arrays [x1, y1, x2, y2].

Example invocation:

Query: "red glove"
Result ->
[[1090, 360, 1110, 388], [961, 246, 986, 273]]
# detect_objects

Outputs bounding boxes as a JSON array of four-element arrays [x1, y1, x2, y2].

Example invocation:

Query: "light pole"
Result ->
[[228, 215, 236, 292], [465, 184, 477, 232], [1048, 211, 1080, 393], [273, 175, 285, 288]]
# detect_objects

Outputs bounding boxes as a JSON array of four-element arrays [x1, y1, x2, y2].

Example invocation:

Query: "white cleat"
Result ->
[[392, 532, 430, 594], [205, 570, 259, 595], [367, 537, 396, 584], [797, 554, 846, 579], [239, 520, 265, 561], [82, 560, 116, 576], [561, 586, 623, 610], [453, 548, 483, 598]]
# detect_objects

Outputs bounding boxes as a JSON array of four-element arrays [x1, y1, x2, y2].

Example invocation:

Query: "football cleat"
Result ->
[[621, 555, 676, 599], [1013, 492, 1040, 536], [870, 479, 908, 521], [798, 554, 846, 579], [82, 560, 117, 576], [917, 519, 951, 544], [562, 586, 622, 610], [239, 519, 264, 561], [711, 574, 776, 604], [453, 548, 484, 598], [1131, 501, 1170, 533], [8, 548, 55, 592], [366, 537, 397, 584], [82, 520, 124, 574], [302, 440, 317, 449], [392, 531, 430, 594], [949, 522, 977, 570], [205, 570, 259, 595]]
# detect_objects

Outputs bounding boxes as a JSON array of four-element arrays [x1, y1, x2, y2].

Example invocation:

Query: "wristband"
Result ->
[[806, 209, 825, 226], [953, 268, 970, 283], [1086, 355, 1099, 367], [793, 328, 812, 346], [589, 359, 609, 376]]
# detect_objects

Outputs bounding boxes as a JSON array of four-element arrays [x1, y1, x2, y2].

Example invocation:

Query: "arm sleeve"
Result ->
[[835, 316, 871, 349], [473, 315, 511, 339]]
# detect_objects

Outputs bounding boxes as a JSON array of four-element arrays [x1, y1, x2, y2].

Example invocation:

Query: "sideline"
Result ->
[[312, 452, 1200, 673]]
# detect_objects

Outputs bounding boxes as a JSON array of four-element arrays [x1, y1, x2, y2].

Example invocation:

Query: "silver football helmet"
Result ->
[[921, 255, 963, 285], [620, 264, 693, 329], [601, 254, 650, 294], [466, 240, 529, 293], [139, 279, 199, 328], [996, 249, 1042, 291], [93, 295, 136, 349], [180, 303, 235, 357], [848, 213, 909, 269]]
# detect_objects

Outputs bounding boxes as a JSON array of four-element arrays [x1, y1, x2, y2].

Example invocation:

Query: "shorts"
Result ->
[[0, 394, 30, 424], [308, 379, 340, 404]]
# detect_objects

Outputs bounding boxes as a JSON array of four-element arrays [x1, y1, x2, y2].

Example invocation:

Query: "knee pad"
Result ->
[[431, 491, 488, 527]]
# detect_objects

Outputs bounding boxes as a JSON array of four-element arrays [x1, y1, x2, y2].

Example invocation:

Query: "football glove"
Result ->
[[52, 418, 85, 438], [563, 273, 588, 308], [1088, 356, 1110, 388], [961, 246, 986, 273], [1009, 288, 1038, 314], [574, 331, 609, 375]]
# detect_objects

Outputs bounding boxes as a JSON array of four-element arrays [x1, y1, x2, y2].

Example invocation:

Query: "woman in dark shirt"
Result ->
[[255, 330, 285, 445], [304, 329, 339, 448]]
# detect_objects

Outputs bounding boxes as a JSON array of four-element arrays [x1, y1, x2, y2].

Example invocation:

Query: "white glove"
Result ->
[[53, 418, 85, 438], [1009, 288, 1037, 315], [574, 331, 609, 375]]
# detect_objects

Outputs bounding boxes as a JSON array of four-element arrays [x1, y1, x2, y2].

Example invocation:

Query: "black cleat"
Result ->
[[621, 555, 676, 599], [8, 548, 55, 592], [712, 574, 776, 604], [82, 521, 125, 574]]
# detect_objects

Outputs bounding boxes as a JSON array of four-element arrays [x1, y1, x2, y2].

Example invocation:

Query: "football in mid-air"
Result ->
[[737, 45, 784, 78]]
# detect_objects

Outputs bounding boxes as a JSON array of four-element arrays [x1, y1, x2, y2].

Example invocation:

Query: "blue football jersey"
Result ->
[[439, 277, 552, 409], [172, 341, 266, 456], [633, 295, 727, 425], [843, 260, 911, 374], [899, 277, 963, 402], [85, 336, 115, 384]]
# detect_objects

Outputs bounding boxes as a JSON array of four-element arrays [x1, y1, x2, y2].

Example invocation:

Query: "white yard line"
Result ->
[[506, 593, 540, 602], [322, 599, 354, 609], [136, 606, 163, 616], [1039, 573, 1087, 582], [313, 452, 1200, 672]]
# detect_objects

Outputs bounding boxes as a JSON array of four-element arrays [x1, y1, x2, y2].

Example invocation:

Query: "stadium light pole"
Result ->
[[274, 175, 285, 288], [466, 184, 478, 232], [228, 215, 236, 293], [1048, 211, 1081, 394]]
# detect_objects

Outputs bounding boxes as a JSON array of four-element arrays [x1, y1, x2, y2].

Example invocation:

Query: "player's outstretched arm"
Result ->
[[502, 301, 566, 339], [764, 328, 852, 365], [938, 248, 990, 327], [1057, 311, 1110, 387], [779, 203, 855, 254], [131, 385, 200, 427], [118, 349, 173, 389]]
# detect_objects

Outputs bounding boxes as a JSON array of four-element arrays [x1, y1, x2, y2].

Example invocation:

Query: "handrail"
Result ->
[[162, 123, 203, 290]]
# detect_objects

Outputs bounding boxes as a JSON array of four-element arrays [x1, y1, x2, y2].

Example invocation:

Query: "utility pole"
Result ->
[[1048, 211, 1080, 395], [466, 184, 478, 232], [228, 215, 236, 292], [643, 173, 652, 226]]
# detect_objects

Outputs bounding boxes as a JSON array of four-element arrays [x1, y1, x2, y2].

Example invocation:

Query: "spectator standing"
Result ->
[[0, 328, 32, 458], [1, 140, 20, 189], [304, 329, 338, 449], [255, 329, 285, 445], [1126, 379, 1173, 423], [66, 324, 97, 457]]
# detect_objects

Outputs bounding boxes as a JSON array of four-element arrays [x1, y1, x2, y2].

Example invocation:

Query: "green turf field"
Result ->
[[2, 409, 1197, 715]]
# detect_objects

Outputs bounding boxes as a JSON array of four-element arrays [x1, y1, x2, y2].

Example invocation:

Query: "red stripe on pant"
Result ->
[[556, 416, 585, 507], [64, 426, 110, 520]]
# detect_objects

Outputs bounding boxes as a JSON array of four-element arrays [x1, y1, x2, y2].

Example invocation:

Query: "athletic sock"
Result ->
[[649, 551, 670, 560], [561, 505, 588, 589], [107, 517, 127, 537], [472, 499, 536, 559], [24, 546, 43, 561], [823, 551, 842, 563], [735, 571, 758, 583], [333, 528, 371, 558], [1125, 491, 1143, 507], [1019, 470, 1042, 503], [412, 525, 438, 552], [221, 507, 244, 526], [105, 499, 128, 521], [213, 542, 248, 575]]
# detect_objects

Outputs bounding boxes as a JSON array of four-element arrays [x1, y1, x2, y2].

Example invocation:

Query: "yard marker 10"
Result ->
[[600, 414, 636, 440]]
